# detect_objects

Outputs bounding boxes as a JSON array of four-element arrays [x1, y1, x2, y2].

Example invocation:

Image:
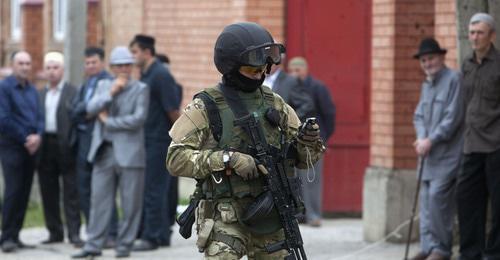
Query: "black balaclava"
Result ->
[[223, 70, 266, 93]]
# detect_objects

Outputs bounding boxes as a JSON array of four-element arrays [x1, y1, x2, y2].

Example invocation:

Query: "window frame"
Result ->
[[53, 0, 67, 41], [10, 0, 21, 41]]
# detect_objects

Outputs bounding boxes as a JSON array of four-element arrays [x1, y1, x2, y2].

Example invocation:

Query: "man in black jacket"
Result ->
[[71, 47, 117, 246], [264, 63, 315, 121], [38, 52, 82, 246], [288, 56, 336, 227]]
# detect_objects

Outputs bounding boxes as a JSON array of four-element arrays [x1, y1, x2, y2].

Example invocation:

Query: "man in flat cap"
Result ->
[[73, 46, 149, 258], [411, 38, 464, 260], [130, 34, 181, 251], [37, 51, 82, 246], [457, 13, 500, 260]]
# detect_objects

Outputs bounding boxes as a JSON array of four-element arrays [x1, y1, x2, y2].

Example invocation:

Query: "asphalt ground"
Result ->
[[0, 218, 426, 260]]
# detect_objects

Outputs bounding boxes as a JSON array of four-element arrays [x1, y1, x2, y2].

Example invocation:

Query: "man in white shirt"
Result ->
[[37, 52, 82, 246], [265, 64, 314, 121]]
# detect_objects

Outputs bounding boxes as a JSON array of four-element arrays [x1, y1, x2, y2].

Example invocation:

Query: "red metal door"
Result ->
[[286, 0, 372, 213]]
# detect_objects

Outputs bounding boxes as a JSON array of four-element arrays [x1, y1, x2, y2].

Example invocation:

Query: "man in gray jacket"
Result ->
[[72, 46, 149, 258], [411, 38, 464, 260]]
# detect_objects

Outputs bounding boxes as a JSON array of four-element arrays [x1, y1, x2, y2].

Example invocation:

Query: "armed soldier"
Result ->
[[166, 22, 324, 259]]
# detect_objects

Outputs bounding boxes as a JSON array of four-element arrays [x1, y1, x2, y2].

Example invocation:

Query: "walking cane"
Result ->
[[403, 156, 425, 260]]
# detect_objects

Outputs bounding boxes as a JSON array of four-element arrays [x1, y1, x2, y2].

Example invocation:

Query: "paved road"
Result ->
[[0, 219, 422, 260]]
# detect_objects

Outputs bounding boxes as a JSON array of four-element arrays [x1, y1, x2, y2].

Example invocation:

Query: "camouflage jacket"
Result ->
[[166, 86, 324, 180]]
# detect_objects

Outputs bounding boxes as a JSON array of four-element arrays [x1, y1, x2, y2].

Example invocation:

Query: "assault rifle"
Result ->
[[235, 112, 309, 260]]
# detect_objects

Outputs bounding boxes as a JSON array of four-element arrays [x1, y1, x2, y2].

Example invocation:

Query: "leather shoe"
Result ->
[[72, 250, 102, 259], [42, 237, 63, 244], [410, 252, 429, 260], [1, 240, 17, 253], [16, 240, 36, 249], [132, 239, 158, 251], [103, 238, 116, 249], [115, 247, 131, 258], [426, 252, 449, 260], [70, 237, 84, 248]]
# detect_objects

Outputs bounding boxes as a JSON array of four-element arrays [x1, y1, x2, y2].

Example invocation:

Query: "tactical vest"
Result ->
[[196, 85, 284, 196], [195, 85, 293, 234]]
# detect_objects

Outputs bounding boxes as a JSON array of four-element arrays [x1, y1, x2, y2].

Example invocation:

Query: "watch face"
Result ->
[[223, 154, 230, 162]]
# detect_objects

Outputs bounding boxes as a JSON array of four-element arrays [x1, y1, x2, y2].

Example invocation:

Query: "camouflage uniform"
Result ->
[[166, 86, 324, 259]]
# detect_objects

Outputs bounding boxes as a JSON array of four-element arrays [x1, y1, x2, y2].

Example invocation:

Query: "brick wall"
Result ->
[[21, 2, 44, 78], [102, 0, 144, 61], [141, 0, 285, 108], [87, 1, 102, 46], [435, 0, 458, 69], [370, 0, 435, 169]]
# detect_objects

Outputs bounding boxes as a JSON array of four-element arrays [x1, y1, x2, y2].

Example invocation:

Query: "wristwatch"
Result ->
[[223, 150, 231, 169]]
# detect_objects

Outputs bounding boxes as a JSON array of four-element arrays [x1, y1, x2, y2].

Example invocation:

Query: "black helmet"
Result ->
[[214, 22, 285, 75]]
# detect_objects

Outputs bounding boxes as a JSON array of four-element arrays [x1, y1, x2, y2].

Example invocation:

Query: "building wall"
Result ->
[[101, 0, 144, 59], [435, 0, 458, 69], [370, 0, 435, 170], [0, 0, 103, 81], [140, 0, 285, 108]]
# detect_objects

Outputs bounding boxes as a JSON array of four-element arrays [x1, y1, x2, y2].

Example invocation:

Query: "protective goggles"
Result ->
[[239, 43, 286, 66], [239, 65, 267, 74]]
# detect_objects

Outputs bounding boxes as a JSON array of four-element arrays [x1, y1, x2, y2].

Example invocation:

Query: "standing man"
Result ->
[[71, 47, 118, 246], [0, 51, 43, 252], [72, 46, 149, 258], [71, 47, 112, 223], [288, 56, 336, 227], [264, 63, 314, 121], [38, 52, 82, 246], [156, 52, 181, 240], [457, 13, 500, 260], [129, 34, 181, 250], [411, 38, 464, 260], [166, 22, 324, 259]]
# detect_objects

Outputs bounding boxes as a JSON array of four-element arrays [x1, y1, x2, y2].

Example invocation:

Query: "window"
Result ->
[[10, 0, 21, 41], [53, 0, 67, 41]]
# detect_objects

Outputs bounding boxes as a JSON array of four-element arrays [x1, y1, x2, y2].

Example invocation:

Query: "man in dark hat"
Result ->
[[411, 38, 464, 260], [129, 34, 181, 251]]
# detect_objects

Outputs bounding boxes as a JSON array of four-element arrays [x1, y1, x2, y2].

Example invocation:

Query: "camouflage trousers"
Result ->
[[197, 200, 288, 259], [204, 220, 287, 260]]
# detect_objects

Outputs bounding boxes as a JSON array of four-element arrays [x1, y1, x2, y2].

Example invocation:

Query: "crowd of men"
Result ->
[[0, 34, 182, 258], [0, 23, 336, 258], [2, 10, 496, 260]]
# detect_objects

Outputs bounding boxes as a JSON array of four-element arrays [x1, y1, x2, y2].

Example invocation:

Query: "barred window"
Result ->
[[10, 0, 21, 41], [53, 0, 67, 41]]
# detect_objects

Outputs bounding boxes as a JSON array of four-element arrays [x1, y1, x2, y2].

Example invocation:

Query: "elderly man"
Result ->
[[0, 51, 43, 252], [37, 52, 82, 246], [288, 57, 336, 227], [411, 38, 464, 260], [72, 46, 149, 258], [457, 13, 500, 260]]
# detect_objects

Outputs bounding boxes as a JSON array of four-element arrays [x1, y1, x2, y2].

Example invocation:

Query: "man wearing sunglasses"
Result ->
[[167, 22, 325, 259]]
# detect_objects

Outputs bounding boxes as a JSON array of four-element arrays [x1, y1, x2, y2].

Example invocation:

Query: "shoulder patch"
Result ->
[[169, 98, 208, 143]]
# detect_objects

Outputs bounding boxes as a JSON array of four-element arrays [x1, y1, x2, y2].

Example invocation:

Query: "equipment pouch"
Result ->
[[217, 202, 238, 223], [242, 190, 275, 223], [196, 200, 214, 233], [196, 218, 215, 252]]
